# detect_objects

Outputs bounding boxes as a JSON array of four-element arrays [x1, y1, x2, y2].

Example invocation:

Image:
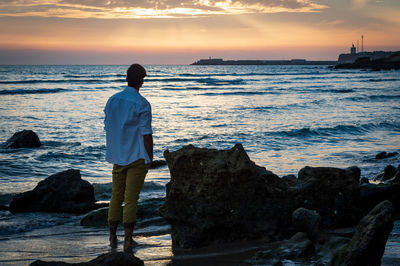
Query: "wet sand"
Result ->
[[0, 220, 399, 265]]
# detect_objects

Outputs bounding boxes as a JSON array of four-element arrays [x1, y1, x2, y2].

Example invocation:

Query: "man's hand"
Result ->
[[143, 134, 153, 162]]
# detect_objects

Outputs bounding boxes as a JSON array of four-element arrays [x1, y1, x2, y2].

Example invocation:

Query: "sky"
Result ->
[[0, 0, 399, 64]]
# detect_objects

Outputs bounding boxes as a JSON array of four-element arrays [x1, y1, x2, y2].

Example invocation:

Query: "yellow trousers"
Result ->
[[108, 159, 149, 227]]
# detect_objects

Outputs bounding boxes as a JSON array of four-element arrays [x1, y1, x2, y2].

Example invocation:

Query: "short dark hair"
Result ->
[[126, 64, 147, 88]]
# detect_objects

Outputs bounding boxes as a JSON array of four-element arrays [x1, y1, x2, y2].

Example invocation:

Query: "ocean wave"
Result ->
[[180, 72, 278, 77], [201, 91, 265, 96], [92, 181, 164, 201], [142, 181, 166, 191], [369, 95, 400, 100], [0, 213, 68, 235], [64, 74, 125, 78], [0, 78, 125, 85], [0, 88, 70, 95], [271, 80, 292, 84], [161, 86, 246, 91], [161, 86, 203, 91], [292, 76, 330, 80], [271, 122, 400, 138], [199, 78, 246, 85], [313, 88, 355, 93], [180, 73, 230, 77], [36, 152, 85, 162], [148, 77, 246, 85], [237, 106, 275, 112], [92, 183, 112, 201], [344, 94, 400, 102], [331, 89, 355, 93], [41, 141, 82, 148], [147, 77, 194, 83], [368, 78, 400, 82]]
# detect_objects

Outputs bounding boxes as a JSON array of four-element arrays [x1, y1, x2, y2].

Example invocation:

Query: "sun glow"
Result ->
[[0, 0, 327, 19], [0, 0, 399, 64]]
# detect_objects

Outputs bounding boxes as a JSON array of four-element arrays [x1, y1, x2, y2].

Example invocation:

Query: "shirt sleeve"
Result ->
[[139, 99, 153, 135], [103, 99, 110, 131]]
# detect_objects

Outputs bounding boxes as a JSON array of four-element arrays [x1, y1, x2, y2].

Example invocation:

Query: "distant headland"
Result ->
[[191, 48, 400, 70], [335, 44, 400, 70]]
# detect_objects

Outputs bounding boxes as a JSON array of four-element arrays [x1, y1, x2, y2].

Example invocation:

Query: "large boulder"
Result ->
[[30, 251, 144, 265], [360, 183, 400, 216], [296, 166, 362, 228], [10, 169, 96, 214], [4, 130, 41, 148], [329, 200, 394, 266], [159, 144, 362, 248]]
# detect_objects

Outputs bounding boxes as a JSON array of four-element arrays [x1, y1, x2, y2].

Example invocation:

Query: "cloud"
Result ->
[[0, 0, 327, 19], [352, 0, 370, 8]]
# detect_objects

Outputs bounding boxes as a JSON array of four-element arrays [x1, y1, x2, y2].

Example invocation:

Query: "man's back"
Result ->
[[104, 86, 152, 166]]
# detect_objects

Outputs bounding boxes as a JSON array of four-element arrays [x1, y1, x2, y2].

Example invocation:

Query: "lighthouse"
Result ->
[[350, 43, 356, 54]]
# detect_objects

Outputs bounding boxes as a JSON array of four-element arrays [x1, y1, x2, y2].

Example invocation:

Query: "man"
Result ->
[[104, 64, 153, 251]]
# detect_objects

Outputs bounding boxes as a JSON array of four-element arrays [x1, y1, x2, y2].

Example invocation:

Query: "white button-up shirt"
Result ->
[[104, 86, 152, 165]]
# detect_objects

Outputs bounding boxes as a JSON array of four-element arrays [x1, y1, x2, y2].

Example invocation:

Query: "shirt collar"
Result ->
[[124, 86, 140, 94]]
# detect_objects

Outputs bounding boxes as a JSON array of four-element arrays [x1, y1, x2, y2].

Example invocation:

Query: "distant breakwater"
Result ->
[[191, 58, 337, 65]]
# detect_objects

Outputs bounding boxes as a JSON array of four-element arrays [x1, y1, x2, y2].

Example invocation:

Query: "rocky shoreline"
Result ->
[[334, 52, 400, 70], [158, 144, 399, 265], [2, 131, 400, 265]]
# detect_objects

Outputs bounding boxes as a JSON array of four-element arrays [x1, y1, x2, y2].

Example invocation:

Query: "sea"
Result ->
[[0, 65, 399, 265]]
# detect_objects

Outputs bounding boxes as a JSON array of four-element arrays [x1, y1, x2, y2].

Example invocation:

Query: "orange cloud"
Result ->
[[0, 0, 327, 19]]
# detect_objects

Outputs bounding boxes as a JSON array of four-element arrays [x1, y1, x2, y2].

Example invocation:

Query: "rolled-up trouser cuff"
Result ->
[[123, 222, 135, 228], [108, 220, 119, 227]]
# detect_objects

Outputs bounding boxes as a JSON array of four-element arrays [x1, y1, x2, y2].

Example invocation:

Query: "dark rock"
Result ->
[[159, 144, 362, 248], [329, 200, 394, 266], [360, 183, 400, 216], [388, 170, 400, 184], [282, 174, 297, 181], [373, 171, 384, 181], [375, 152, 387, 160], [373, 165, 397, 182], [292, 208, 320, 239], [0, 204, 9, 211], [10, 169, 96, 214], [4, 130, 41, 148], [161, 144, 284, 248], [331, 228, 355, 238], [360, 177, 369, 184], [94, 202, 109, 209], [149, 160, 167, 169], [383, 165, 396, 180], [316, 236, 350, 265], [245, 232, 314, 265], [81, 197, 167, 227], [30, 251, 144, 265], [375, 151, 399, 160], [85, 252, 144, 266], [80, 207, 109, 227], [296, 166, 362, 228]]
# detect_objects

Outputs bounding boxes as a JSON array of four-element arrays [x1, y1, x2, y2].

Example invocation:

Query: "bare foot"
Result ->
[[109, 234, 117, 249], [123, 238, 138, 252]]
